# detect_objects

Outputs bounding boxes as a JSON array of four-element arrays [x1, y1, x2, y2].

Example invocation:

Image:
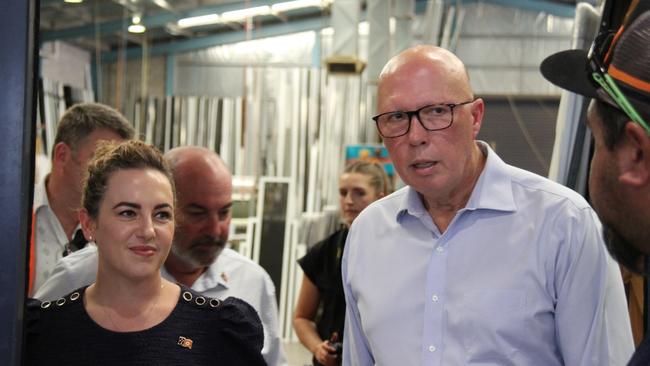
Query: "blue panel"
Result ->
[[0, 0, 37, 364], [484, 0, 575, 18], [418, 0, 575, 18], [346, 145, 395, 176]]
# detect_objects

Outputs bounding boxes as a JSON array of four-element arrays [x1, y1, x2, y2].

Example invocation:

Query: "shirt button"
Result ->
[[436, 247, 444, 253], [432, 294, 439, 302], [429, 345, 436, 352]]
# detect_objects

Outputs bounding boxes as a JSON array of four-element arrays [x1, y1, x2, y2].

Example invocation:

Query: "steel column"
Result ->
[[0, 0, 38, 363]]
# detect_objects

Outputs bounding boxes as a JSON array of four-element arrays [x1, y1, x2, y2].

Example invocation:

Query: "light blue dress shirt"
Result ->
[[342, 142, 633, 366]]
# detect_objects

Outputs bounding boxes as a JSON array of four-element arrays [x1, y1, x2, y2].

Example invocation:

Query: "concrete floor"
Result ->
[[283, 341, 312, 366]]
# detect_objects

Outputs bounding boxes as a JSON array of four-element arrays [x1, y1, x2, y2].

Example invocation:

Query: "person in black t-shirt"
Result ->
[[293, 161, 391, 366]]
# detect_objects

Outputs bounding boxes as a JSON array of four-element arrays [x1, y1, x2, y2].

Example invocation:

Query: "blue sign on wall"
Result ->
[[345, 144, 394, 177]]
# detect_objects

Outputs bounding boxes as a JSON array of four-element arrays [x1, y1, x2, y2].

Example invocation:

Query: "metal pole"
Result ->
[[0, 0, 38, 364]]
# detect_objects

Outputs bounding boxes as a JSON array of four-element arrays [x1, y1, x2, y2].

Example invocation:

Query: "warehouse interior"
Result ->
[[1, 0, 641, 364]]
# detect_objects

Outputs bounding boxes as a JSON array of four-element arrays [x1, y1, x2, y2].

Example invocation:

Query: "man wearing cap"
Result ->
[[541, 2, 650, 364]]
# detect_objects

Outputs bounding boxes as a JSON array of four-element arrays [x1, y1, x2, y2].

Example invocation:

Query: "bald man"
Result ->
[[341, 45, 633, 365], [35, 146, 287, 366]]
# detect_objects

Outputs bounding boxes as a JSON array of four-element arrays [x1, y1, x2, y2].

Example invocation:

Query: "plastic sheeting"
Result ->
[[174, 32, 314, 97], [453, 2, 574, 95]]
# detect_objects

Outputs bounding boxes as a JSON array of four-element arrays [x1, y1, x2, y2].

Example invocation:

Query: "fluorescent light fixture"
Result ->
[[321, 21, 367, 36], [151, 0, 173, 10], [177, 14, 220, 28], [271, 0, 323, 13], [128, 24, 146, 33], [64, 0, 83, 3], [128, 15, 146, 33], [221, 5, 271, 22]]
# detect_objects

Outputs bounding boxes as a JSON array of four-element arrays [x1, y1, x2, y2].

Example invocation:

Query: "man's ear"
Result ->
[[617, 123, 650, 187], [52, 142, 72, 169], [470, 98, 485, 138]]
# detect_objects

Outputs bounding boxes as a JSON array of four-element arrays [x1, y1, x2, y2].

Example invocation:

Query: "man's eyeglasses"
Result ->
[[588, 31, 650, 134], [372, 100, 474, 138]]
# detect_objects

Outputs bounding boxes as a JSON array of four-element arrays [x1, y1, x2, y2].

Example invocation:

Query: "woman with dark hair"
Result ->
[[25, 140, 265, 365], [293, 161, 391, 366]]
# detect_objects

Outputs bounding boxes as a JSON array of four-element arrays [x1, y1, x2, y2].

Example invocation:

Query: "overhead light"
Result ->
[[64, 0, 83, 3], [128, 14, 146, 33], [177, 14, 220, 28], [221, 5, 271, 22], [128, 24, 146, 33], [271, 0, 325, 13], [321, 21, 368, 36], [151, 0, 174, 11]]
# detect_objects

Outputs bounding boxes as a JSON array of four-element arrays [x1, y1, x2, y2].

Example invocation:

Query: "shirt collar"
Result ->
[[397, 186, 428, 219], [199, 260, 231, 290], [464, 141, 517, 212], [33, 176, 51, 212], [162, 253, 231, 291], [396, 141, 517, 220]]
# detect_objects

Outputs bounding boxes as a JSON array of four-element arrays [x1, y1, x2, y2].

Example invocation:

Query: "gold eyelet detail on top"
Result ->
[[209, 299, 221, 308], [40, 301, 51, 309], [182, 291, 193, 302], [69, 292, 80, 301], [195, 296, 206, 306], [56, 298, 66, 306]]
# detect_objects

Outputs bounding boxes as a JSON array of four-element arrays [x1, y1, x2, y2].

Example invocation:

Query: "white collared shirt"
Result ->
[[31, 178, 80, 295]]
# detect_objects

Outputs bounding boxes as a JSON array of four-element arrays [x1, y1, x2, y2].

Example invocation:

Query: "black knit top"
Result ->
[[25, 286, 266, 365], [297, 228, 348, 344]]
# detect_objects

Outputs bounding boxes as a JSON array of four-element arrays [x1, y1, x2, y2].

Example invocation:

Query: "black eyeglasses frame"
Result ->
[[372, 100, 475, 138]]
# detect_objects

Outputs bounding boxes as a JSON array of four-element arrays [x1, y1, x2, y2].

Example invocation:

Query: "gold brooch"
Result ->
[[178, 336, 193, 349]]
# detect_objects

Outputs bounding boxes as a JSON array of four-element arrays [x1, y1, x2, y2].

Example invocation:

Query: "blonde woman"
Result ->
[[293, 161, 391, 366]]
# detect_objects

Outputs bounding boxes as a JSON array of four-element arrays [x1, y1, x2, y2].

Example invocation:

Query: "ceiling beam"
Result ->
[[42, 0, 575, 51], [149, 0, 179, 14], [100, 15, 330, 62], [41, 0, 293, 42], [97, 0, 575, 63], [41, 0, 575, 44], [480, 0, 575, 18]]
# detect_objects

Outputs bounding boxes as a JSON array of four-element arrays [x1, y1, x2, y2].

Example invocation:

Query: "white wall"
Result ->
[[40, 41, 92, 90]]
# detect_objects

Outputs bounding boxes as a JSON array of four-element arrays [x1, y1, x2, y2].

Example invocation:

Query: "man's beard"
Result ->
[[603, 224, 647, 275], [171, 235, 227, 269]]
